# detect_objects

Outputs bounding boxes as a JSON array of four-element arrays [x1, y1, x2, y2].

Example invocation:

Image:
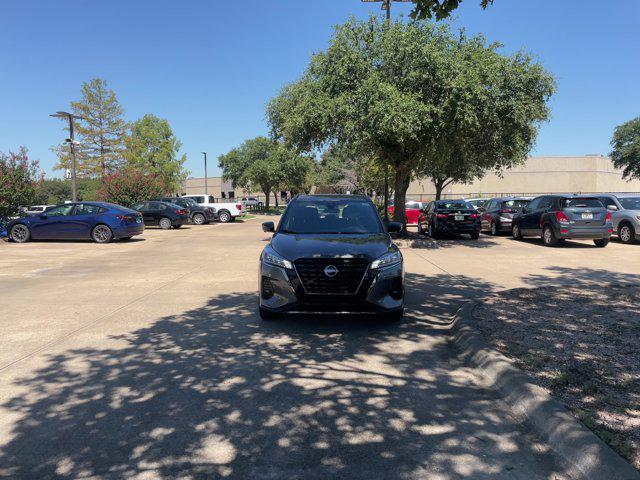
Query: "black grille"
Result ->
[[294, 258, 369, 295]]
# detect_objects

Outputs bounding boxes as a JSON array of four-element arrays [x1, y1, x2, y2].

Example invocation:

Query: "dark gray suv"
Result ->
[[512, 195, 612, 247]]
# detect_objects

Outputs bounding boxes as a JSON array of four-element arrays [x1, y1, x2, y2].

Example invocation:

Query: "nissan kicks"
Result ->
[[259, 195, 404, 320]]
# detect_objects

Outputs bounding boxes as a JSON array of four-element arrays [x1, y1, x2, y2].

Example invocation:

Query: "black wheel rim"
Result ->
[[93, 226, 111, 242]]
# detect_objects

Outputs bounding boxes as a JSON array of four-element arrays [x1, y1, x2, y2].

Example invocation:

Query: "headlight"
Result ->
[[263, 248, 293, 270], [371, 251, 402, 269]]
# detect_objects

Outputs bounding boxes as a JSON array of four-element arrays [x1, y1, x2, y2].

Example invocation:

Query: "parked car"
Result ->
[[259, 194, 404, 320], [153, 197, 217, 225], [465, 198, 490, 211], [7, 202, 144, 243], [241, 196, 263, 208], [387, 200, 428, 226], [512, 195, 612, 247], [417, 200, 481, 239], [181, 194, 246, 223], [480, 197, 532, 235], [589, 194, 640, 244], [130, 201, 190, 229]]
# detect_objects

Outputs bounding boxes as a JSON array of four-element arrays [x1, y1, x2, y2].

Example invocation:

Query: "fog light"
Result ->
[[389, 277, 403, 300], [261, 276, 274, 300]]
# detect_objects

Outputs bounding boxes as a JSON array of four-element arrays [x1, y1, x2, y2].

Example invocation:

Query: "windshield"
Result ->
[[279, 198, 383, 234], [503, 200, 530, 209], [619, 197, 640, 210], [435, 201, 469, 209], [562, 198, 603, 208]]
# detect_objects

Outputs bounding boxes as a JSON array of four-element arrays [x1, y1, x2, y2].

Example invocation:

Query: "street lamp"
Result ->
[[202, 152, 208, 195], [50, 111, 83, 202]]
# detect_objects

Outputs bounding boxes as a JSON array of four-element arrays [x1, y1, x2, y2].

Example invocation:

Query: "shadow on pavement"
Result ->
[[0, 272, 568, 479]]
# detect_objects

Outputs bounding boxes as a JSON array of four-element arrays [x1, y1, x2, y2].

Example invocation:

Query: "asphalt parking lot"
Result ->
[[1, 219, 639, 479]]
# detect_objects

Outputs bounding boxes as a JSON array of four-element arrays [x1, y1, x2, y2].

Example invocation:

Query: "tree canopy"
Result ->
[[610, 116, 640, 181], [411, 0, 494, 20], [0, 147, 42, 218], [54, 78, 127, 177], [218, 137, 314, 208], [268, 17, 554, 223], [123, 114, 187, 193]]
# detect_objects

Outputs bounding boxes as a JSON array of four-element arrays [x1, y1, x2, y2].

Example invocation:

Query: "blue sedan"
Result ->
[[7, 202, 145, 243]]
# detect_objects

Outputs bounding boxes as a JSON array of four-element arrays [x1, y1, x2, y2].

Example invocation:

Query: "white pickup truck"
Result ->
[[181, 194, 246, 223]]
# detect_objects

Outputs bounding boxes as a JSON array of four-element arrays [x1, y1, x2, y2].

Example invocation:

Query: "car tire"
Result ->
[[512, 223, 523, 240], [542, 225, 558, 247], [172, 225, 182, 229], [427, 223, 435, 238], [594, 239, 609, 248], [159, 217, 172, 230], [490, 221, 498, 236], [91, 224, 113, 243], [470, 231, 480, 240], [193, 213, 206, 225], [618, 223, 636, 244], [218, 210, 231, 223], [9, 224, 31, 243], [417, 223, 424, 235], [259, 306, 281, 320]]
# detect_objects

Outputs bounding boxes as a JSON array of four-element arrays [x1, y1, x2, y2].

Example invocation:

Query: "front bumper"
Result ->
[[259, 260, 404, 314]]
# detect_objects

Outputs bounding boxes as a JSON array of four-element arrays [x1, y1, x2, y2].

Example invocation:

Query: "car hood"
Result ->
[[270, 232, 395, 262]]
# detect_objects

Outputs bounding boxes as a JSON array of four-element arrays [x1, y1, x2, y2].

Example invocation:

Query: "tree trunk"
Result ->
[[274, 191, 279, 207], [392, 162, 412, 233], [432, 177, 452, 200], [264, 190, 270, 209]]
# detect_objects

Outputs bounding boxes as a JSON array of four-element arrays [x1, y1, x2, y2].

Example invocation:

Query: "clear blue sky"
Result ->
[[1, 0, 638, 178]]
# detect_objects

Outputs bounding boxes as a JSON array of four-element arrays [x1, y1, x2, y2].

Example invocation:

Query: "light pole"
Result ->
[[362, 0, 410, 223], [202, 152, 208, 196], [50, 111, 83, 202]]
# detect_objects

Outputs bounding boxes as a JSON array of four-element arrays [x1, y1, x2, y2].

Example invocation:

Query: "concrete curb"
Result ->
[[450, 301, 639, 480]]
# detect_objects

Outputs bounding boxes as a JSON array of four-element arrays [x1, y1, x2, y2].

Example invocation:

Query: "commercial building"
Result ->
[[184, 156, 640, 201]]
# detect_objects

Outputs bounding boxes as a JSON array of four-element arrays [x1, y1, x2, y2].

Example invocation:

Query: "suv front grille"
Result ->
[[294, 258, 369, 295]]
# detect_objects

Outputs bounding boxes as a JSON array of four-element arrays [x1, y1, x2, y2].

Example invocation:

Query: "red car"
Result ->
[[387, 200, 428, 226]]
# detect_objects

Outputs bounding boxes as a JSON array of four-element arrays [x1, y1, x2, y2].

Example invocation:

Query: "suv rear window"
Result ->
[[562, 198, 603, 208]]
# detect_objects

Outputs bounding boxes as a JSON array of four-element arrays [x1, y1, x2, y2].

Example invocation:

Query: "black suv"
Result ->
[[154, 197, 217, 224], [417, 200, 481, 239], [259, 195, 404, 320], [512, 195, 612, 247], [480, 197, 532, 235]]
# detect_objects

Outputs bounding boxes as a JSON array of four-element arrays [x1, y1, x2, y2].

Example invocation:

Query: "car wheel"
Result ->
[[490, 221, 498, 236], [512, 223, 523, 240], [427, 223, 434, 238], [193, 213, 206, 225], [417, 222, 424, 235], [470, 231, 480, 240], [542, 225, 558, 247], [618, 223, 635, 244], [159, 217, 172, 230], [594, 239, 609, 248], [91, 224, 113, 243], [259, 306, 281, 320], [218, 210, 231, 223], [9, 224, 31, 243]]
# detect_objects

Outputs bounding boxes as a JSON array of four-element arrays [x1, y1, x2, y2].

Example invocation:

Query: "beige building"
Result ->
[[184, 156, 640, 201]]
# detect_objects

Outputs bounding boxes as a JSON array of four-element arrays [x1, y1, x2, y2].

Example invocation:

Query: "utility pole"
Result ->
[[362, 0, 409, 223], [202, 152, 208, 195], [50, 111, 83, 202]]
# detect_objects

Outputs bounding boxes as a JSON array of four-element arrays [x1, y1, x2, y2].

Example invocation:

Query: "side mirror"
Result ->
[[607, 205, 618, 211], [387, 221, 402, 233], [262, 221, 275, 233]]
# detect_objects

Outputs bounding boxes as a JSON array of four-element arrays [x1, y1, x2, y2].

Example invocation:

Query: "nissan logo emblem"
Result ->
[[324, 265, 339, 277]]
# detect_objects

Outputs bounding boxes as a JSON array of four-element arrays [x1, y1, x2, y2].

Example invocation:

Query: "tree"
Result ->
[[123, 114, 188, 193], [98, 168, 169, 207], [38, 178, 102, 204], [411, 0, 494, 20], [0, 147, 42, 218], [610, 116, 640, 180], [267, 17, 554, 225], [219, 137, 313, 209], [54, 78, 127, 177]]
